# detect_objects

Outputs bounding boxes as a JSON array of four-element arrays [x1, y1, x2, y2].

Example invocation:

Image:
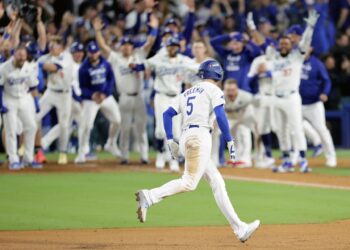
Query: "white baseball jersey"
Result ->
[[38, 51, 73, 91], [71, 59, 81, 96], [145, 51, 199, 95], [225, 90, 253, 120], [268, 48, 304, 94], [247, 55, 274, 95], [170, 81, 225, 129], [108, 49, 146, 94], [0, 58, 38, 98]]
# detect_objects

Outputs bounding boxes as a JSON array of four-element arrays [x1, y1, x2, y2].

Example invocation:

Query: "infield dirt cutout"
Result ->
[[0, 158, 349, 249]]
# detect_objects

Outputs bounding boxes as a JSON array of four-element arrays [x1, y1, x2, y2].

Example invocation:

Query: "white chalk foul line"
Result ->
[[222, 175, 350, 191]]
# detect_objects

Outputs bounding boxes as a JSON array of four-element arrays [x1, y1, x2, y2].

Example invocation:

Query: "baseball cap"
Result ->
[[165, 36, 180, 47], [164, 18, 178, 27], [162, 28, 175, 37], [120, 36, 135, 46], [286, 25, 303, 36], [231, 33, 243, 42], [87, 41, 100, 53], [258, 17, 270, 24], [70, 42, 84, 53]]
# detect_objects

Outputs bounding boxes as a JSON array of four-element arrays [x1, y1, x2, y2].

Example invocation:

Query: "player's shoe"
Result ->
[[312, 144, 323, 158], [22, 161, 43, 169], [237, 220, 260, 243], [155, 152, 165, 169], [135, 190, 151, 223], [34, 149, 46, 164], [58, 153, 68, 165], [120, 159, 129, 165], [326, 157, 337, 168], [85, 152, 98, 161], [74, 154, 86, 164], [9, 162, 23, 171], [104, 142, 121, 157], [169, 159, 180, 172], [255, 157, 275, 169], [299, 159, 311, 173], [235, 160, 253, 168], [272, 160, 294, 173], [141, 159, 149, 165]]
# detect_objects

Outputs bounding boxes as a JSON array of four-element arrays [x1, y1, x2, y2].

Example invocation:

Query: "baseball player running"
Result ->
[[41, 42, 85, 152], [75, 41, 121, 164], [135, 59, 260, 243], [260, 10, 319, 173], [300, 52, 337, 167], [0, 46, 41, 170], [139, 36, 198, 171], [37, 36, 74, 164], [93, 15, 158, 164]]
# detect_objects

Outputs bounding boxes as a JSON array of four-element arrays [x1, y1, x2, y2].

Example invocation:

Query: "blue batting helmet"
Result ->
[[70, 42, 84, 53], [197, 59, 224, 81], [25, 41, 39, 58]]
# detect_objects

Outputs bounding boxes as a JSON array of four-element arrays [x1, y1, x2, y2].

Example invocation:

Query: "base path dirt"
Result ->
[[0, 220, 349, 250]]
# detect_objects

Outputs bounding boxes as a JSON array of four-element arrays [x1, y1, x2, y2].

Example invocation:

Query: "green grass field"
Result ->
[[0, 171, 349, 231]]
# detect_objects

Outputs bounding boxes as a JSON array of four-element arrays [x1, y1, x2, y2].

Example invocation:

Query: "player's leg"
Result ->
[[19, 95, 39, 167], [203, 162, 260, 241], [303, 119, 323, 157], [118, 95, 133, 163], [41, 124, 60, 150], [75, 100, 99, 163], [153, 93, 167, 168], [303, 102, 336, 167], [55, 93, 72, 164], [134, 96, 149, 163], [100, 95, 121, 157], [3, 96, 20, 168], [235, 124, 252, 168]]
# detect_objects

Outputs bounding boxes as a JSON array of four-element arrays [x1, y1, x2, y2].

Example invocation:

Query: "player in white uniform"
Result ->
[[141, 36, 198, 171], [135, 59, 260, 243], [0, 46, 41, 170], [41, 42, 84, 151], [260, 10, 319, 173], [223, 79, 256, 168], [247, 55, 276, 168], [93, 15, 158, 164], [37, 36, 74, 165]]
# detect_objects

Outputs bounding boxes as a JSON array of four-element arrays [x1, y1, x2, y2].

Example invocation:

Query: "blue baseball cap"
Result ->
[[162, 28, 174, 37], [165, 36, 180, 47], [231, 33, 243, 42], [120, 36, 134, 46], [70, 42, 84, 53], [258, 17, 270, 24], [286, 25, 303, 36], [87, 41, 100, 53], [164, 18, 178, 27]]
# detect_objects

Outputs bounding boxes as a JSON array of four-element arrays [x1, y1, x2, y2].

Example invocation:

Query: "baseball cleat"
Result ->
[[85, 152, 98, 161], [58, 153, 68, 165], [238, 220, 260, 243], [120, 159, 129, 165], [312, 144, 323, 158], [255, 157, 275, 169], [9, 162, 23, 171], [272, 160, 294, 173], [140, 159, 149, 165], [169, 159, 180, 172], [235, 160, 253, 168], [104, 143, 121, 157], [299, 159, 311, 173], [34, 149, 46, 164], [155, 152, 165, 169], [135, 190, 151, 223], [75, 154, 86, 164], [326, 158, 337, 168], [22, 161, 43, 169]]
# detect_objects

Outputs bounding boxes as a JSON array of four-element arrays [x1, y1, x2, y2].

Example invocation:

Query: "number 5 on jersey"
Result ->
[[186, 96, 196, 115]]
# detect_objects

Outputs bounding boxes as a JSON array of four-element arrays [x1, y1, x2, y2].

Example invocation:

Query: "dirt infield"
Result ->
[[1, 158, 349, 249], [0, 220, 349, 249]]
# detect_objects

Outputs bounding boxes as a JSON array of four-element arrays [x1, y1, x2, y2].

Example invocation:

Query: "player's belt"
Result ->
[[156, 91, 177, 97], [50, 89, 70, 93], [126, 92, 139, 96], [275, 90, 295, 98], [187, 125, 212, 133]]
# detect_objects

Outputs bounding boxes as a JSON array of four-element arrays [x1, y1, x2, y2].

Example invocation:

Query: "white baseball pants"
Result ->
[[37, 90, 72, 152], [3, 93, 37, 163], [274, 93, 307, 152], [42, 99, 82, 149], [302, 101, 336, 160], [303, 119, 321, 147], [147, 127, 245, 234], [77, 96, 121, 156], [118, 94, 148, 161]]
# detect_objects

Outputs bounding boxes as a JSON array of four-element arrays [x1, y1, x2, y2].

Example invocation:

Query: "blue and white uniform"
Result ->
[[300, 55, 336, 167]]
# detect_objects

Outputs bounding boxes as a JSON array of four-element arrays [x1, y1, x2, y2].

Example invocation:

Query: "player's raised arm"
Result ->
[[141, 13, 159, 57], [36, 7, 47, 51], [93, 17, 112, 58], [246, 12, 265, 46], [299, 9, 319, 54]]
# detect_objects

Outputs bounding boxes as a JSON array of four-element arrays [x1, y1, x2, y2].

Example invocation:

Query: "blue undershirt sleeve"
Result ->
[[214, 104, 233, 142], [163, 107, 178, 140]]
